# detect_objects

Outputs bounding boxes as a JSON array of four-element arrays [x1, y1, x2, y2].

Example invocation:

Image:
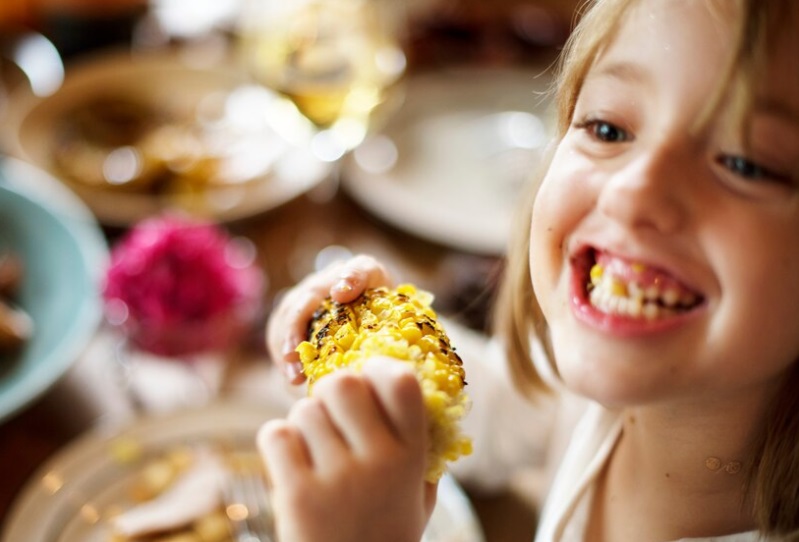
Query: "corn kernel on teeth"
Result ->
[[296, 284, 472, 482]]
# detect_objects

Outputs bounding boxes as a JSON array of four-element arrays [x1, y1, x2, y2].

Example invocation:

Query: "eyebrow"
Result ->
[[755, 98, 799, 129], [584, 61, 652, 87]]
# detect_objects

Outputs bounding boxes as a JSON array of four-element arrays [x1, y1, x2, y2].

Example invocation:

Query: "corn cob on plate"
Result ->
[[296, 284, 472, 482]]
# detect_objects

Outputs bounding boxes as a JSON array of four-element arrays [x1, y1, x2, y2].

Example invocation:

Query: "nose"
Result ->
[[596, 147, 689, 234]]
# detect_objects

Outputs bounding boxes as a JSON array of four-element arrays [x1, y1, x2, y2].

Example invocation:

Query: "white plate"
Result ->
[[342, 67, 555, 256], [2, 401, 485, 542], [3, 50, 332, 226]]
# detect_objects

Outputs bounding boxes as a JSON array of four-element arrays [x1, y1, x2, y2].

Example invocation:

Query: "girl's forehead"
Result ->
[[575, 0, 799, 137], [608, 0, 736, 54], [767, 10, 799, 90], [589, 1, 736, 87]]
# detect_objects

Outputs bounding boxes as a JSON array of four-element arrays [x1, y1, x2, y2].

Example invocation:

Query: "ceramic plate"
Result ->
[[2, 401, 485, 542], [341, 67, 555, 256], [0, 157, 107, 423], [3, 50, 332, 226]]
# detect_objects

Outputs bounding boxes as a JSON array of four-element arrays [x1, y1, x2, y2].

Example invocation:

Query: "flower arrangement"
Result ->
[[103, 215, 265, 357]]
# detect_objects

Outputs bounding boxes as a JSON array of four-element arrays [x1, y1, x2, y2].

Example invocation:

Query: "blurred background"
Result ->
[[0, 1, 581, 541], [0, 0, 581, 329]]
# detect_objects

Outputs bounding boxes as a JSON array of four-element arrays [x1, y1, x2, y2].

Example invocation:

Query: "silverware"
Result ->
[[224, 470, 275, 542]]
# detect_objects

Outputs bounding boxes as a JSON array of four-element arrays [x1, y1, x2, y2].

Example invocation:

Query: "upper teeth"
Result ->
[[588, 263, 695, 320]]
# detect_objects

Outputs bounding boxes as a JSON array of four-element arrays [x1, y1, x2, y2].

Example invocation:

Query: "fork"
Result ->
[[224, 470, 276, 542]]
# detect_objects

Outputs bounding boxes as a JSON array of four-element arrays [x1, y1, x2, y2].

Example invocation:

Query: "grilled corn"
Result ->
[[296, 284, 472, 482]]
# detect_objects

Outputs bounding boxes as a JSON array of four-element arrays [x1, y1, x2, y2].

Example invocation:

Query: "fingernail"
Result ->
[[281, 337, 299, 357], [332, 279, 353, 294], [285, 362, 304, 381]]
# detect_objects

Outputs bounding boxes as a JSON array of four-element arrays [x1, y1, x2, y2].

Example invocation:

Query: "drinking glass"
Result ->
[[236, 0, 407, 159]]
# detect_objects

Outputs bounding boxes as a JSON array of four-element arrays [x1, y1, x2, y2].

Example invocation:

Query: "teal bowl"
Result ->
[[0, 158, 107, 423]]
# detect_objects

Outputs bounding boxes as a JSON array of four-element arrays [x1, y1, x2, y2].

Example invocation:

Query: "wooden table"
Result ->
[[0, 182, 538, 541]]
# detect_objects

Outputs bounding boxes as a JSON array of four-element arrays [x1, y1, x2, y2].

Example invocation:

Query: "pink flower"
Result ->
[[103, 215, 265, 357]]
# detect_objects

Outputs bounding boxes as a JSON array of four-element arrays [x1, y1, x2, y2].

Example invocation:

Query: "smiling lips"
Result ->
[[572, 249, 704, 328]]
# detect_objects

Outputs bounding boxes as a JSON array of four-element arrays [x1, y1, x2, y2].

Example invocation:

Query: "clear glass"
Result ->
[[235, 0, 407, 157]]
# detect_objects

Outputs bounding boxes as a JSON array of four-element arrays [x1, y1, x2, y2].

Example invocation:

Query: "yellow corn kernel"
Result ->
[[589, 263, 604, 286], [399, 324, 422, 344], [334, 322, 356, 350], [296, 284, 471, 482]]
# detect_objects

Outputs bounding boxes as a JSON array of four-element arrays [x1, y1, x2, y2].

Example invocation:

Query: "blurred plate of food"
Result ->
[[341, 67, 555, 256], [0, 157, 107, 423], [2, 400, 485, 542], [2, 50, 332, 226]]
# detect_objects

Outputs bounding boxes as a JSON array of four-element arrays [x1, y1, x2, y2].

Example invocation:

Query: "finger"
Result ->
[[272, 287, 333, 382], [329, 254, 392, 303], [265, 256, 389, 376], [266, 286, 328, 382], [265, 255, 392, 382], [361, 356, 426, 445], [287, 397, 349, 471], [424, 481, 438, 520], [257, 419, 312, 487], [312, 370, 395, 455]]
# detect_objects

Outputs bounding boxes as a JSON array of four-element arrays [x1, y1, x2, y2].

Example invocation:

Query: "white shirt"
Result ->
[[535, 404, 765, 542], [445, 328, 772, 542]]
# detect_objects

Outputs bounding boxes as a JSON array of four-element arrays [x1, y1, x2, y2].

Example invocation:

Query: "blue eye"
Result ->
[[717, 155, 788, 184], [575, 119, 630, 143], [592, 121, 628, 142]]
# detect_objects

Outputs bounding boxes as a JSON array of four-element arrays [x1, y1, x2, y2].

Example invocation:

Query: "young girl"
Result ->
[[259, 0, 799, 540]]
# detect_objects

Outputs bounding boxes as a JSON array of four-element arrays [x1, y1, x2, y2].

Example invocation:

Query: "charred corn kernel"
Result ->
[[589, 263, 604, 286], [297, 284, 471, 482]]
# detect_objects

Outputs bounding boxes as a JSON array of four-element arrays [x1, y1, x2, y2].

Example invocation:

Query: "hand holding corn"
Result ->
[[261, 256, 464, 541], [266, 254, 394, 384], [297, 284, 472, 482]]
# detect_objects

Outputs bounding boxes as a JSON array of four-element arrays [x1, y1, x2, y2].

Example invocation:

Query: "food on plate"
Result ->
[[0, 250, 24, 294], [107, 444, 268, 542], [52, 95, 171, 191], [50, 93, 262, 197], [296, 284, 472, 482], [0, 250, 33, 354], [0, 301, 33, 352]]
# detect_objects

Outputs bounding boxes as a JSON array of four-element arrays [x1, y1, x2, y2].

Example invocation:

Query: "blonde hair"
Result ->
[[492, 0, 799, 535]]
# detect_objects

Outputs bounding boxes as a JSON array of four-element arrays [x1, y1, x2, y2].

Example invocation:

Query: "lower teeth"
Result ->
[[589, 287, 674, 320]]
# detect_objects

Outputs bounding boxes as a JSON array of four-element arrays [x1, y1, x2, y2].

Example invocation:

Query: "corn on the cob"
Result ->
[[296, 284, 472, 482]]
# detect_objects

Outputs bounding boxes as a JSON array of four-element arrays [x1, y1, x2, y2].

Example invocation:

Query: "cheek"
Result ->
[[529, 176, 562, 295], [529, 150, 594, 287], [702, 217, 799, 377]]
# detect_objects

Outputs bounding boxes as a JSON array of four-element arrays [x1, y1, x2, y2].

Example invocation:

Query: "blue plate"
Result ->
[[0, 157, 107, 423]]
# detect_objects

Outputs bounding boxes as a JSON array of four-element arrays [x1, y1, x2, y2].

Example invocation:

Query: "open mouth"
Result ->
[[576, 248, 705, 321]]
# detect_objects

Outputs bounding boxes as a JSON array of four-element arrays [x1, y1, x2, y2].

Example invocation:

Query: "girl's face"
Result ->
[[530, 0, 799, 408]]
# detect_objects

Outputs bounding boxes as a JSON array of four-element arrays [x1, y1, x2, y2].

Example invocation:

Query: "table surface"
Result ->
[[0, 183, 539, 541]]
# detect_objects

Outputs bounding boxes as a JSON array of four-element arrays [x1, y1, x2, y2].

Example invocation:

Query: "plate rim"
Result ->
[[2, 400, 485, 542], [0, 400, 282, 542], [2, 49, 332, 226], [0, 157, 108, 424], [341, 66, 555, 256]]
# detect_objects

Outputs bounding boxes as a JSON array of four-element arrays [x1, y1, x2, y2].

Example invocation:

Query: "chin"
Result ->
[[551, 331, 673, 408]]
